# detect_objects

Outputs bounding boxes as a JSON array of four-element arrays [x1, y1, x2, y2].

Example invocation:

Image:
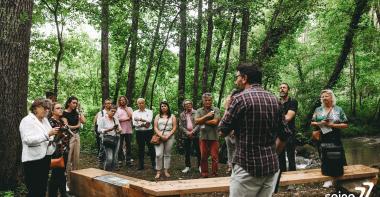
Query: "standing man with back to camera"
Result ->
[[219, 63, 290, 197]]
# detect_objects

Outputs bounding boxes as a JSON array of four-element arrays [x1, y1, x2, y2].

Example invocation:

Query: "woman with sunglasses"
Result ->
[[48, 102, 72, 196]]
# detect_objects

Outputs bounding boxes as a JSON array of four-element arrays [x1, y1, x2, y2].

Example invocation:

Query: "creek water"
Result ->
[[342, 137, 380, 166]]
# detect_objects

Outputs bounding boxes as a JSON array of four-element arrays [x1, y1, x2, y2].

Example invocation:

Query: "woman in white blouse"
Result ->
[[19, 98, 59, 197], [98, 104, 122, 171]]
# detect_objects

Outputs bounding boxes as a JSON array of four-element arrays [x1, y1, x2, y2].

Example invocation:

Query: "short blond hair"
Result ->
[[320, 89, 336, 107]]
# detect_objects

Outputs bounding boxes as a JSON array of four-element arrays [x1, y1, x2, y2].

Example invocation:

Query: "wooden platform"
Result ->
[[70, 165, 379, 197]]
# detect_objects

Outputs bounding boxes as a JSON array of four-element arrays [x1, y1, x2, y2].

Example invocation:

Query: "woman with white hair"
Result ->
[[310, 89, 348, 187], [19, 98, 59, 197]]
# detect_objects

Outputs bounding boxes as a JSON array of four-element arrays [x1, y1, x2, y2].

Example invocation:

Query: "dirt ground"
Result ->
[[77, 151, 338, 196]]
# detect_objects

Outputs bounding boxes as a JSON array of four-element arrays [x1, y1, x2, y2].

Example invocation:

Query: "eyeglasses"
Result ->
[[184, 102, 192, 105]]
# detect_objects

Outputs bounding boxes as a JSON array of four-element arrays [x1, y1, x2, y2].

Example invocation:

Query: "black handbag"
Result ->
[[103, 135, 118, 147], [320, 143, 344, 177]]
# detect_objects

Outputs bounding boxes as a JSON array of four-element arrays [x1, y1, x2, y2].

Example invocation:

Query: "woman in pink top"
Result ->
[[116, 96, 134, 166]]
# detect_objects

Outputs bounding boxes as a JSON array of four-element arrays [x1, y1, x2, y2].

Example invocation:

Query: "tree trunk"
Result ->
[[209, 30, 226, 92], [192, 0, 203, 109], [352, 46, 357, 116], [253, 0, 312, 68], [41, 0, 64, 97], [218, 13, 237, 108], [140, 0, 166, 98], [201, 0, 213, 94], [295, 60, 305, 84], [0, 0, 33, 189], [101, 0, 110, 102], [178, 0, 187, 111], [304, 0, 368, 129], [126, 0, 140, 103], [150, 12, 180, 109], [239, 0, 250, 63], [113, 35, 131, 103]]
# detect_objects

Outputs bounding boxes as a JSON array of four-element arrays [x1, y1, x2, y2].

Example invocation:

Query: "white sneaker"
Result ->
[[66, 183, 70, 192], [199, 166, 202, 173], [182, 167, 190, 173], [323, 180, 333, 188]]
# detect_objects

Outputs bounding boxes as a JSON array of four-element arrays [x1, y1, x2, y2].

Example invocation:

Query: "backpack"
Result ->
[[94, 110, 104, 135]]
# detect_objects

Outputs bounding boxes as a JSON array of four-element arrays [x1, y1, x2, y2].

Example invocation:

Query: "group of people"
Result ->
[[20, 95, 85, 197], [19, 62, 349, 197], [93, 94, 222, 179]]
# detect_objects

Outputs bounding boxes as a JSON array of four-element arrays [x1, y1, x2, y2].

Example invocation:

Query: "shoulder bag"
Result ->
[[151, 117, 170, 145]]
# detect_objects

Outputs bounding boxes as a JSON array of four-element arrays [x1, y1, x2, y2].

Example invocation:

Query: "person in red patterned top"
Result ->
[[48, 102, 72, 196], [218, 62, 290, 197]]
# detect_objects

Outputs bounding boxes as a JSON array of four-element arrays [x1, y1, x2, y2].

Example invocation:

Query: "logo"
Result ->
[[355, 182, 374, 197], [324, 182, 374, 197]]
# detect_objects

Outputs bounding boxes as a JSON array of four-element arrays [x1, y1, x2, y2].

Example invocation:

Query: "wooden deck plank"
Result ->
[[71, 165, 379, 196], [279, 164, 379, 186], [129, 165, 378, 196]]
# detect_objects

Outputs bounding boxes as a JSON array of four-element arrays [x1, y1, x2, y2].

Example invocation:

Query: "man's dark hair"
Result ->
[[45, 91, 56, 98], [64, 96, 78, 109], [280, 83, 290, 90], [237, 62, 262, 84]]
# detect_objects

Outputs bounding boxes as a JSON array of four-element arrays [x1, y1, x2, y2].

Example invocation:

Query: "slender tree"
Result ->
[[178, 0, 187, 111], [0, 0, 33, 189], [41, 0, 64, 97], [113, 35, 131, 103], [239, 0, 250, 62], [126, 0, 140, 102], [209, 30, 226, 92], [350, 46, 357, 116], [150, 12, 180, 109], [201, 0, 214, 93], [304, 0, 369, 129], [101, 0, 110, 102], [140, 0, 166, 98], [218, 13, 237, 108], [192, 0, 203, 108], [253, 0, 313, 68]]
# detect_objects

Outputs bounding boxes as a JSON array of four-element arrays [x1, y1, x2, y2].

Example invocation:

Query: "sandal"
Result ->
[[164, 170, 171, 178], [226, 167, 232, 174], [155, 171, 161, 179]]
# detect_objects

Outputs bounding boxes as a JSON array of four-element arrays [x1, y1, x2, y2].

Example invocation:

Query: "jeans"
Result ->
[[23, 155, 51, 197], [199, 139, 219, 177], [225, 136, 236, 166], [230, 165, 280, 197], [183, 137, 200, 168], [103, 135, 120, 170], [154, 134, 175, 170], [136, 130, 156, 169]]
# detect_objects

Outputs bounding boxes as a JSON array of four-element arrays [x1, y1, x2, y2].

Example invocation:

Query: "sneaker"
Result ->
[[66, 184, 70, 192], [199, 166, 202, 173], [323, 180, 333, 188], [182, 167, 190, 173], [287, 185, 295, 191]]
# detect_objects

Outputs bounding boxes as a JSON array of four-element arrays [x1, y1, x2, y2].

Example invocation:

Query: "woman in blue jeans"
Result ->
[[98, 105, 122, 171]]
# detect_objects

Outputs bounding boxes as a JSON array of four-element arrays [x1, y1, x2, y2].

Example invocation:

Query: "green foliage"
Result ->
[[27, 0, 380, 155]]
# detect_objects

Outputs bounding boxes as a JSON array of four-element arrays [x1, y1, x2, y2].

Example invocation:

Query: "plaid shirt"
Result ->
[[219, 84, 289, 177]]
